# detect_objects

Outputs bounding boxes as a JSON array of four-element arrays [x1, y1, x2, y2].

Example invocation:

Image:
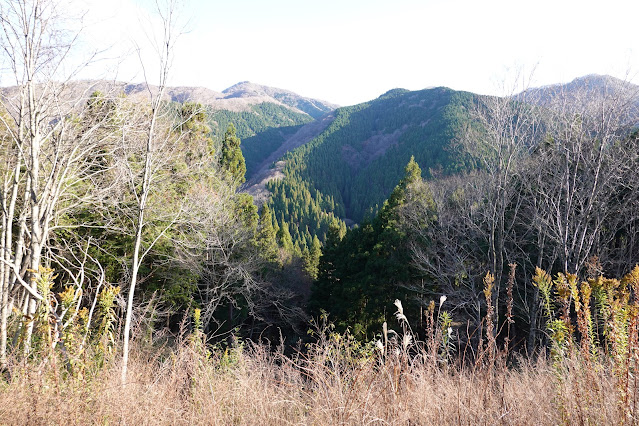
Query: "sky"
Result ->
[[75, 0, 639, 106]]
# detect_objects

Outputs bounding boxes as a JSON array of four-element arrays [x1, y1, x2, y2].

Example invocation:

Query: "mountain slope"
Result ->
[[263, 87, 475, 229], [521, 74, 639, 108], [222, 81, 338, 119], [32, 79, 338, 115], [245, 86, 477, 250], [2, 78, 342, 196], [207, 104, 316, 178], [0, 80, 336, 163], [118, 80, 338, 179], [260, 74, 636, 236], [244, 112, 337, 205]]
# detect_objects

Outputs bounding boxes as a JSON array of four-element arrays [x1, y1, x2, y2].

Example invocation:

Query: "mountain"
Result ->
[[222, 82, 338, 119], [207, 104, 316, 178], [147, 81, 338, 178], [246, 74, 639, 253], [246, 86, 476, 247], [521, 74, 639, 108], [244, 112, 337, 205], [0, 77, 343, 196], [294, 87, 475, 221], [0, 78, 340, 189], [16, 79, 338, 116], [0, 80, 225, 110]]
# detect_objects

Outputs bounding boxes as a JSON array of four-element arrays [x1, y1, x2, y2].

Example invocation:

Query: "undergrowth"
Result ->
[[1, 263, 639, 424]]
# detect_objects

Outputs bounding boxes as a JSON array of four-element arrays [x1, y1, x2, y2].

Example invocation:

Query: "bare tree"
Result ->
[[120, 0, 185, 384], [403, 173, 486, 327], [453, 72, 543, 325], [168, 176, 260, 331], [529, 78, 639, 274], [404, 74, 639, 353], [0, 0, 121, 364]]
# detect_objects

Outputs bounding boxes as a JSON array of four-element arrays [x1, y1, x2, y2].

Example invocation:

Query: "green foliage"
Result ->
[[177, 102, 215, 157], [265, 177, 345, 249], [310, 158, 437, 338], [533, 267, 554, 319], [207, 103, 312, 179], [437, 310, 455, 360], [261, 88, 472, 253], [220, 123, 247, 183], [96, 285, 121, 366], [534, 266, 639, 368], [277, 221, 294, 254], [529, 266, 639, 419], [271, 87, 473, 227], [303, 235, 322, 280], [234, 192, 258, 227], [256, 206, 280, 265]]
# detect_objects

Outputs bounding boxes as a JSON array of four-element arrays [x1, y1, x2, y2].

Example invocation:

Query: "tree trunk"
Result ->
[[121, 111, 156, 384]]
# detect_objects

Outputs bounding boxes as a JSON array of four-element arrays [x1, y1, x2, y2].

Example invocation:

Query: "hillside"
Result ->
[[249, 75, 639, 248], [521, 74, 639, 109], [0, 80, 336, 172], [117, 80, 338, 179], [244, 112, 337, 205], [0, 79, 338, 181], [207, 104, 316, 178], [257, 86, 475, 245], [222, 81, 338, 119]]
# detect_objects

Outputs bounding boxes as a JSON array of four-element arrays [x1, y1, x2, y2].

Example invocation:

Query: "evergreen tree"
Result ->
[[310, 158, 436, 338], [234, 193, 258, 228], [256, 206, 279, 264], [303, 235, 322, 279], [220, 123, 247, 183], [378, 155, 421, 225], [277, 221, 294, 254]]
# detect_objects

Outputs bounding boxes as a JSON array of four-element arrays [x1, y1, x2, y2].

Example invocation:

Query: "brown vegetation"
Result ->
[[2, 263, 639, 426], [0, 336, 625, 425]]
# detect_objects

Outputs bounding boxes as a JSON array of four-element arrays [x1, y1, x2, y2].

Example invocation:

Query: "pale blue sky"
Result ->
[[79, 0, 639, 106]]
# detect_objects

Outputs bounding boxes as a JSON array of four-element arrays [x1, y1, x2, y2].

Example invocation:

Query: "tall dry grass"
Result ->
[[3, 262, 639, 424], [0, 326, 628, 425]]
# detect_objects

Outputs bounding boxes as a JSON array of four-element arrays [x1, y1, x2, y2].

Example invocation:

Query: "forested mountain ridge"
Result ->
[[222, 81, 338, 119], [248, 75, 639, 242], [244, 112, 337, 205], [207, 103, 317, 178], [201, 82, 338, 180], [0, 80, 336, 182], [307, 73, 639, 346], [255, 86, 476, 249], [522, 74, 639, 107], [0, 79, 337, 116]]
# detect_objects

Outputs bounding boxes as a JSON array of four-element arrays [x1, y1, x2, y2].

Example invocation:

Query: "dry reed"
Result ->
[[0, 328, 628, 425], [3, 265, 639, 424]]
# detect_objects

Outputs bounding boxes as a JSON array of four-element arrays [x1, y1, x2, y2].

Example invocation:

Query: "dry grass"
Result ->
[[3, 264, 638, 424], [0, 332, 630, 425]]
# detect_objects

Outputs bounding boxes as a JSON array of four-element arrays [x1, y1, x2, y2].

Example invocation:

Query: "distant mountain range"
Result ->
[[220, 81, 338, 119], [521, 74, 639, 108], [237, 74, 639, 244], [0, 79, 336, 119], [4, 74, 635, 236]]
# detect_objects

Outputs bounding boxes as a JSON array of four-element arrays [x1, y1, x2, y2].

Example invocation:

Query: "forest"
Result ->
[[2, 0, 639, 424]]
